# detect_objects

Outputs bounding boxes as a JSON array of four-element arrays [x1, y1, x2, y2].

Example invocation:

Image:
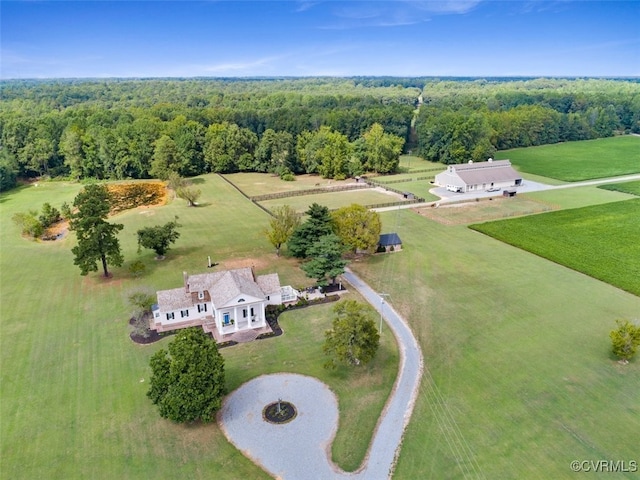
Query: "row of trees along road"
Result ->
[[2, 78, 637, 191]]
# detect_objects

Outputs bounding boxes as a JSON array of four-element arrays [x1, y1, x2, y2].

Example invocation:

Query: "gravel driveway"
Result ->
[[218, 270, 423, 479]]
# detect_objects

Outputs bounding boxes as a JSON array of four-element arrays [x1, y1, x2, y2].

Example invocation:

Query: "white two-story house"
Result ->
[[151, 267, 295, 337]]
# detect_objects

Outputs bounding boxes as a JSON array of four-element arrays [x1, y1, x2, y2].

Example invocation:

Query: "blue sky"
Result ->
[[1, 1, 639, 79]]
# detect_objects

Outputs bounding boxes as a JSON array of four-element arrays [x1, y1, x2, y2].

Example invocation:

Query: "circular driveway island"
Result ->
[[218, 270, 424, 480], [219, 373, 343, 479]]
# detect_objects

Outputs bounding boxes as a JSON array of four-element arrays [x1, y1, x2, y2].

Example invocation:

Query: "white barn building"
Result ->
[[435, 159, 522, 193]]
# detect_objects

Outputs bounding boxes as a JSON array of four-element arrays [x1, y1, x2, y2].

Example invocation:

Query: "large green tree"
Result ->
[[69, 184, 124, 277], [264, 205, 300, 256], [287, 203, 334, 258], [301, 233, 348, 287], [332, 204, 381, 254], [137, 218, 181, 259], [323, 300, 380, 369], [361, 123, 404, 174], [147, 327, 226, 423]]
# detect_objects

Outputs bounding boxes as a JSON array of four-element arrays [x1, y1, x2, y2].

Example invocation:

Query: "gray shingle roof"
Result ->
[[157, 267, 281, 312], [157, 287, 193, 311], [451, 160, 521, 185], [379, 233, 402, 246]]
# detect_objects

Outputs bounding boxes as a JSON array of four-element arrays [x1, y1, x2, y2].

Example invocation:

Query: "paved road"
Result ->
[[218, 270, 423, 479]]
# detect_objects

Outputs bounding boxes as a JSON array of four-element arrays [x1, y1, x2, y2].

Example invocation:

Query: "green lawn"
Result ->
[[495, 136, 640, 181], [598, 180, 640, 196], [470, 199, 640, 297], [0, 175, 397, 478], [259, 188, 407, 214], [350, 209, 640, 479], [222, 172, 355, 197], [397, 155, 443, 173]]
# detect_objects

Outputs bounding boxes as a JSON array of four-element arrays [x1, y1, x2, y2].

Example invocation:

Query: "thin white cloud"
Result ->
[[313, 0, 483, 29], [178, 54, 288, 76]]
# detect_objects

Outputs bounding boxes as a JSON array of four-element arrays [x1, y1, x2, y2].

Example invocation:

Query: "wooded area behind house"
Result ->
[[1, 77, 638, 190]]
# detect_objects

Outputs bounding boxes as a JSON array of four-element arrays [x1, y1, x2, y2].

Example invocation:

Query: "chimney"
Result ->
[[183, 271, 189, 293]]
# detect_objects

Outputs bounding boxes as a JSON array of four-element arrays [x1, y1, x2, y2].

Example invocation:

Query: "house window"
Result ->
[[166, 312, 175, 320], [266, 296, 270, 300], [238, 298, 245, 303], [223, 313, 230, 325], [243, 309, 247, 318], [250, 307, 254, 317], [198, 291, 204, 300], [197, 303, 207, 313], [181, 310, 189, 318]]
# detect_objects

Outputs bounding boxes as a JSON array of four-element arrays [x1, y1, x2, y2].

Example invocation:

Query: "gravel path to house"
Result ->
[[218, 270, 424, 479]]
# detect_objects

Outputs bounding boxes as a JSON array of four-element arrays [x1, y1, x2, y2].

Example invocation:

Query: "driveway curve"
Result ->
[[218, 269, 423, 479]]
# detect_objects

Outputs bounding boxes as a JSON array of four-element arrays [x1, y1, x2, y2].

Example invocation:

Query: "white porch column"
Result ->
[[234, 306, 239, 332], [261, 302, 266, 327]]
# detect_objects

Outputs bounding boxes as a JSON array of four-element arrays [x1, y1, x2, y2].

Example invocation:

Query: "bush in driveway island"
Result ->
[[147, 328, 226, 423]]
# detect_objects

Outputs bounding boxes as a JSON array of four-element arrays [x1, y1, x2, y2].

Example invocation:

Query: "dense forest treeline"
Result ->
[[416, 78, 640, 163], [1, 77, 638, 190]]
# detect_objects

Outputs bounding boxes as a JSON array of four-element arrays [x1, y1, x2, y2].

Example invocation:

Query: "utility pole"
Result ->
[[378, 293, 390, 334]]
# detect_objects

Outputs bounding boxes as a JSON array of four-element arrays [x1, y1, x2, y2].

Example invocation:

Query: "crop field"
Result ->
[[469, 198, 640, 297], [258, 187, 407, 214], [598, 180, 640, 196], [495, 135, 640, 181], [0, 175, 398, 479], [350, 208, 640, 479]]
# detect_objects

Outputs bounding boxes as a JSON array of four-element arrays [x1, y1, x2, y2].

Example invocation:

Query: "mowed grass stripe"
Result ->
[[496, 136, 640, 181], [469, 198, 640, 296], [598, 180, 640, 196]]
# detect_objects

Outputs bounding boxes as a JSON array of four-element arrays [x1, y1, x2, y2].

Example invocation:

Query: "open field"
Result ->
[[258, 187, 407, 214], [415, 196, 559, 225], [496, 136, 640, 181], [350, 209, 640, 479], [397, 155, 443, 173], [0, 175, 398, 478], [469, 198, 640, 297], [222, 172, 356, 197], [525, 184, 635, 210], [598, 180, 640, 196]]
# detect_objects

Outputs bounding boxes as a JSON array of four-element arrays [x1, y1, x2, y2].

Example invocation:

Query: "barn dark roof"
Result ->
[[379, 233, 402, 246]]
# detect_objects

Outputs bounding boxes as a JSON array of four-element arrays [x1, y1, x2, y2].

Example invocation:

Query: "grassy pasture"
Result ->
[[525, 185, 635, 210], [415, 196, 558, 225], [598, 180, 640, 196], [495, 136, 640, 181], [258, 188, 406, 214], [469, 199, 640, 297], [222, 172, 355, 197], [397, 155, 443, 173], [0, 175, 398, 478], [350, 209, 640, 479]]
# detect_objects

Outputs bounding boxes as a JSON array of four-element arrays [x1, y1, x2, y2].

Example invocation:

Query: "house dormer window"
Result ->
[[198, 291, 204, 300]]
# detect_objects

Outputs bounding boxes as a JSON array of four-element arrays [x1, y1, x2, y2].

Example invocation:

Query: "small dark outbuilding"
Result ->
[[378, 233, 402, 253]]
